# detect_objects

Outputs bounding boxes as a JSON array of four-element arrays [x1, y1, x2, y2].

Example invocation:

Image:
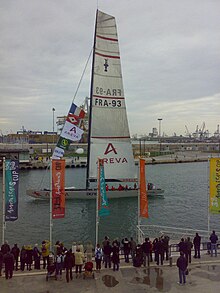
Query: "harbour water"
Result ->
[[0, 161, 220, 247]]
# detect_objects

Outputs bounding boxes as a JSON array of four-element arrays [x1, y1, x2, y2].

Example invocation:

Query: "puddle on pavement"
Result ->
[[131, 268, 171, 292], [194, 265, 220, 272], [191, 265, 220, 281], [102, 275, 119, 287]]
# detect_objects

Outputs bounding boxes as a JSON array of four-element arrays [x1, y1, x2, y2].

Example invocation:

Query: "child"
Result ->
[[95, 244, 103, 272]]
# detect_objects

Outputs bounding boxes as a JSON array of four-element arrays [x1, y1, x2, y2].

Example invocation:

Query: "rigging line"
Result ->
[[72, 48, 93, 103], [38, 162, 50, 189]]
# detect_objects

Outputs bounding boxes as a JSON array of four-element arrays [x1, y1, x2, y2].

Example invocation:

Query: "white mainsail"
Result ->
[[88, 10, 137, 182]]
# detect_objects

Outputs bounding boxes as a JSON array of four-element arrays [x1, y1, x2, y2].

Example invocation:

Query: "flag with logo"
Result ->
[[139, 158, 148, 218], [52, 159, 65, 219], [98, 159, 110, 217], [52, 102, 85, 159], [5, 159, 19, 221], [209, 158, 220, 214]]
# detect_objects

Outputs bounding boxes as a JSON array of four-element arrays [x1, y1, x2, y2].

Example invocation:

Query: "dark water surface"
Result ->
[[0, 162, 219, 247]]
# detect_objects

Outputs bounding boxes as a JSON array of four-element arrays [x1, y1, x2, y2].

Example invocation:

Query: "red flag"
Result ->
[[139, 158, 148, 218], [52, 159, 65, 219]]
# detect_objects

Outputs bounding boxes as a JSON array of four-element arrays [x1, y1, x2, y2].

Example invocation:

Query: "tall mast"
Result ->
[[86, 10, 98, 190]]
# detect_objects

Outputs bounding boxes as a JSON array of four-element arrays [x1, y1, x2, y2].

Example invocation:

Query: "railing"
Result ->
[[137, 224, 219, 242]]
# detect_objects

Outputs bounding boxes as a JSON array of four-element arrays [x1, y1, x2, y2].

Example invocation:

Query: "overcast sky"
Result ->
[[1, 0, 220, 137]]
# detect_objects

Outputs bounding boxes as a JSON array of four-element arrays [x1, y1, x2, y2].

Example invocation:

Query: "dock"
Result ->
[[1, 252, 220, 293]]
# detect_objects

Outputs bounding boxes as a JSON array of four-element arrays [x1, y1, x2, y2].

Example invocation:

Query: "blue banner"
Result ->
[[5, 159, 19, 221], [99, 163, 110, 217]]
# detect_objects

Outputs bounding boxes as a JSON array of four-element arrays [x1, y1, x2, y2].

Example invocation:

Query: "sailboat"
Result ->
[[26, 10, 164, 200]]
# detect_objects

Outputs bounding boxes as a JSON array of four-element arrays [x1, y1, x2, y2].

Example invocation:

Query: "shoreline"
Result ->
[[13, 151, 218, 170]]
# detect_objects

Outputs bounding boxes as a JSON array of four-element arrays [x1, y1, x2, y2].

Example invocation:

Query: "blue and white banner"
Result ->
[[98, 159, 110, 217], [5, 159, 19, 221], [52, 102, 85, 159]]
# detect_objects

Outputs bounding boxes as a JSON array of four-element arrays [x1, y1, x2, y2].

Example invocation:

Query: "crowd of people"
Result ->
[[0, 230, 218, 285]]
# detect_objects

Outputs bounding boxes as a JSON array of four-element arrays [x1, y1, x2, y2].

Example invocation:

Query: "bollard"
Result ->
[[169, 256, 173, 267]]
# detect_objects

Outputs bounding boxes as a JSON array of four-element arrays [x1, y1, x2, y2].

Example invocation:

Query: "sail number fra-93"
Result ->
[[94, 87, 124, 107]]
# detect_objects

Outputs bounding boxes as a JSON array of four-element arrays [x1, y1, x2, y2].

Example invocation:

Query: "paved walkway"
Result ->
[[1, 253, 220, 293]]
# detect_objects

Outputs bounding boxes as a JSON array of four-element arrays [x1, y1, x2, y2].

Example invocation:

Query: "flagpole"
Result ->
[[49, 159, 53, 252], [208, 158, 210, 238], [2, 157, 6, 244], [137, 157, 141, 244], [95, 159, 100, 246]]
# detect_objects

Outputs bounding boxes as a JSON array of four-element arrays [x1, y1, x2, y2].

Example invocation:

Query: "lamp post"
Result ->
[[52, 108, 55, 145], [158, 118, 162, 153]]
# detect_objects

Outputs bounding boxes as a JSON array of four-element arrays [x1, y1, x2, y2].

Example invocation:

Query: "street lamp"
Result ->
[[158, 118, 162, 153], [52, 108, 55, 145]]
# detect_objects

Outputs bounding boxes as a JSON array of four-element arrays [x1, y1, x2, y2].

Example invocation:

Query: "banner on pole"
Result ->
[[52, 159, 65, 219], [209, 158, 220, 214], [139, 158, 148, 218], [5, 159, 19, 221], [98, 159, 110, 217]]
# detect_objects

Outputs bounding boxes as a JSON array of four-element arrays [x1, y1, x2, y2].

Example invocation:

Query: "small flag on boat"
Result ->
[[5, 159, 19, 221], [52, 102, 85, 159], [209, 158, 220, 214], [139, 158, 148, 218], [69, 103, 85, 120], [98, 159, 110, 217]]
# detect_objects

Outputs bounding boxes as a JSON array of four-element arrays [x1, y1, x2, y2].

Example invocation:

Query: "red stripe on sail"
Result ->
[[96, 35, 118, 42], [95, 52, 120, 59], [93, 95, 124, 100]]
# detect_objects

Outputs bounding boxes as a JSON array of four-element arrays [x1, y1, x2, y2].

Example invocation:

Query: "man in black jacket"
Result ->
[[210, 231, 218, 257], [141, 238, 151, 267], [193, 233, 201, 258], [176, 251, 188, 285], [3, 251, 15, 279]]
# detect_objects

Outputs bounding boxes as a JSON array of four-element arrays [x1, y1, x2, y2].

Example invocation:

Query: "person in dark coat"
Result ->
[[26, 245, 33, 271], [3, 251, 15, 279], [103, 241, 112, 268], [210, 230, 218, 257], [141, 238, 151, 267], [178, 238, 188, 260], [129, 237, 136, 261], [20, 246, 27, 271], [155, 238, 164, 265], [0, 249, 3, 276], [102, 236, 109, 264], [64, 250, 75, 282], [162, 235, 170, 261], [193, 233, 201, 258], [1, 241, 10, 255], [112, 243, 120, 271], [186, 237, 193, 263], [11, 244, 20, 271], [176, 251, 188, 285], [33, 244, 41, 269], [133, 244, 143, 267], [122, 238, 130, 263]]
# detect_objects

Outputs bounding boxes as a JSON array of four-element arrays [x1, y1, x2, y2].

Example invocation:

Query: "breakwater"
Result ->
[[19, 152, 210, 170]]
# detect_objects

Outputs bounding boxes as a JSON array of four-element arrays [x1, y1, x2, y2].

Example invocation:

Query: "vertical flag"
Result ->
[[5, 159, 19, 221], [52, 159, 65, 219], [52, 102, 85, 159], [139, 158, 148, 218], [98, 159, 110, 216], [209, 158, 220, 214]]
